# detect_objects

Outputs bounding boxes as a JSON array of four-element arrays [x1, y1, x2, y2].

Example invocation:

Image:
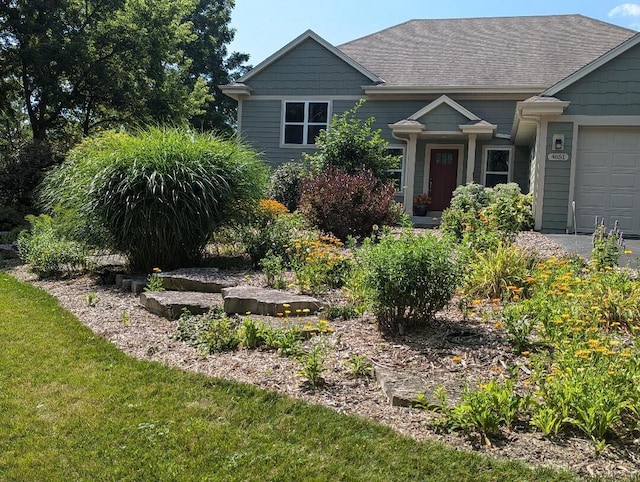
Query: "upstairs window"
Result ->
[[282, 101, 329, 145], [483, 147, 512, 187]]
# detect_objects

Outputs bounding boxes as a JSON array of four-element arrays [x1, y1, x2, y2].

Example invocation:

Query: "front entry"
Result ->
[[428, 149, 459, 210]]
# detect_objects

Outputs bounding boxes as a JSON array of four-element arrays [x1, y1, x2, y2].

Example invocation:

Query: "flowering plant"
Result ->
[[413, 193, 431, 205]]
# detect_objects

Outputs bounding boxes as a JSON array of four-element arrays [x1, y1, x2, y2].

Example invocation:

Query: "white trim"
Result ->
[[280, 100, 332, 147], [459, 123, 497, 135], [556, 115, 640, 126], [219, 83, 252, 100], [424, 144, 465, 196], [534, 119, 549, 230], [544, 32, 640, 96], [495, 133, 512, 140], [409, 95, 480, 121], [237, 99, 243, 134], [422, 131, 465, 137], [364, 85, 546, 96], [466, 134, 477, 183], [481, 146, 514, 186], [246, 95, 364, 101], [404, 134, 418, 214], [237, 30, 382, 84], [566, 121, 580, 231]]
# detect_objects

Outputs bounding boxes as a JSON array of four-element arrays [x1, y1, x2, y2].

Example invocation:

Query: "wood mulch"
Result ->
[[5, 231, 639, 479]]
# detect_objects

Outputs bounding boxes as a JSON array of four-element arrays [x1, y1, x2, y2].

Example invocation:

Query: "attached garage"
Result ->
[[574, 127, 640, 235]]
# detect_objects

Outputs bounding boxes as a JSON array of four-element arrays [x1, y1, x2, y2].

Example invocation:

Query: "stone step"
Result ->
[[140, 291, 223, 320], [221, 286, 327, 316], [374, 365, 462, 408], [157, 268, 241, 293]]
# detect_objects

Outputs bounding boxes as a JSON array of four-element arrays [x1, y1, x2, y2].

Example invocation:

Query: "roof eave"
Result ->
[[364, 85, 548, 96], [218, 83, 253, 101]]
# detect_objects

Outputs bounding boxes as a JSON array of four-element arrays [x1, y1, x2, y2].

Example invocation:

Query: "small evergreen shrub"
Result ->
[[298, 168, 399, 241], [267, 161, 310, 212], [16, 214, 89, 278], [355, 231, 460, 333]]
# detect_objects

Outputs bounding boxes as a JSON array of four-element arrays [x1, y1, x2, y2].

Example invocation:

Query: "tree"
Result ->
[[0, 0, 246, 143], [304, 100, 399, 183]]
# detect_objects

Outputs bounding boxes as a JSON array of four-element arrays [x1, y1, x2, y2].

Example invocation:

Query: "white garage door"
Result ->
[[574, 127, 640, 235]]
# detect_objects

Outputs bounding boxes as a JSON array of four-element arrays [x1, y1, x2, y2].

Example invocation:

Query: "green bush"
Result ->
[[303, 100, 399, 183], [16, 214, 89, 278], [591, 218, 624, 270], [267, 161, 310, 212], [39, 127, 268, 271], [242, 212, 306, 268], [441, 182, 533, 242], [355, 231, 460, 333]]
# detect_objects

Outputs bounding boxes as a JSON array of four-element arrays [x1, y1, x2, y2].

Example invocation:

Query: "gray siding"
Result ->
[[415, 104, 469, 131], [559, 43, 640, 116], [541, 122, 574, 232], [513, 146, 530, 192], [458, 100, 519, 136], [246, 38, 373, 96]]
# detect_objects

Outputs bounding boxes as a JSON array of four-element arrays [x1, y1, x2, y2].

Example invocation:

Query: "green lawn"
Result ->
[[0, 273, 576, 482]]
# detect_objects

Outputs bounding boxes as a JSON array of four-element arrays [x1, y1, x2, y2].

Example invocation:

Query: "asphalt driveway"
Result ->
[[545, 234, 640, 268]]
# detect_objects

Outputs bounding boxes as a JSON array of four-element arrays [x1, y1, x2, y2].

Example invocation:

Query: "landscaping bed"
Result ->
[[7, 231, 639, 479]]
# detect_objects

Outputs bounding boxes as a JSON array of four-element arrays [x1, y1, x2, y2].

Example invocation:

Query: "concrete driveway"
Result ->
[[544, 234, 640, 268]]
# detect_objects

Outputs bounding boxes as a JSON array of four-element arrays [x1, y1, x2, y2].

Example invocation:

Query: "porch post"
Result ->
[[403, 133, 418, 215], [466, 133, 477, 183]]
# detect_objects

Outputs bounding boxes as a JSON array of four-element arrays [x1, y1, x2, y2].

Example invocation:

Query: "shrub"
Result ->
[[303, 100, 399, 183], [267, 161, 310, 212], [355, 231, 460, 333], [16, 214, 89, 278], [441, 182, 533, 242], [298, 168, 399, 241], [39, 127, 268, 271], [243, 212, 306, 267]]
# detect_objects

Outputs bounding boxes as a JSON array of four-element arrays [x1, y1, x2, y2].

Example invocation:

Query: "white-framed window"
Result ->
[[282, 101, 330, 145], [386, 145, 405, 193], [482, 146, 513, 187]]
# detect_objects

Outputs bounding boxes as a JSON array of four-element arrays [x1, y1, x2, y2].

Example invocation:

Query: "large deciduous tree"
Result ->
[[0, 0, 246, 143]]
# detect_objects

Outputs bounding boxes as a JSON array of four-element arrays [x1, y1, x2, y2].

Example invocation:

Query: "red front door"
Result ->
[[428, 149, 458, 211]]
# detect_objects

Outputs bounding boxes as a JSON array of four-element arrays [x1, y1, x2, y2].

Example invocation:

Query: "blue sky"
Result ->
[[229, 1, 640, 65]]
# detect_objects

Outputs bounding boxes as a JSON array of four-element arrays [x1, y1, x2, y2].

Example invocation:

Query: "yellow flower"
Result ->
[[521, 351, 530, 357], [276, 312, 284, 317], [282, 303, 290, 308], [471, 299, 483, 305], [494, 321, 503, 329], [624, 250, 633, 255], [561, 313, 570, 320], [153, 267, 162, 273], [452, 355, 463, 363]]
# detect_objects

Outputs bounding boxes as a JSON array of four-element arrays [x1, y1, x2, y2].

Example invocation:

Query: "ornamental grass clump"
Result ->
[[354, 231, 460, 334], [40, 127, 268, 271]]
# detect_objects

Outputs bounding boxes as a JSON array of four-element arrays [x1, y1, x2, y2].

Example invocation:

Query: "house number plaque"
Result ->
[[548, 153, 569, 161]]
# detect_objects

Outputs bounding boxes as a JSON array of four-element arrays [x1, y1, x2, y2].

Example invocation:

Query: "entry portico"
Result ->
[[389, 95, 496, 215]]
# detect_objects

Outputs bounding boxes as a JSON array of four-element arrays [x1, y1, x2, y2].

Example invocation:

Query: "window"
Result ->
[[282, 101, 330, 145], [386, 146, 405, 193], [483, 147, 512, 187]]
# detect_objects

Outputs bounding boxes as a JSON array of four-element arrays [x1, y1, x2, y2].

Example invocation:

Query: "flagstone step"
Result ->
[[221, 286, 327, 316], [140, 291, 223, 320], [157, 268, 242, 293], [374, 365, 462, 408]]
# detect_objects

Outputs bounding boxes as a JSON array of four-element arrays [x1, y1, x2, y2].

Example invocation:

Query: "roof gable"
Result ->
[[409, 95, 480, 122], [237, 29, 382, 85], [543, 32, 640, 96]]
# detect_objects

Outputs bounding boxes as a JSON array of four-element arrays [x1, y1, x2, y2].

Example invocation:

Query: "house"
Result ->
[[221, 15, 640, 235]]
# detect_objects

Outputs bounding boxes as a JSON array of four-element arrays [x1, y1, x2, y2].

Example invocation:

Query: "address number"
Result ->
[[548, 153, 569, 161]]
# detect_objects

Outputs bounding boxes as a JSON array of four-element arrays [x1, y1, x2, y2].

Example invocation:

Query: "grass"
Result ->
[[0, 273, 577, 482]]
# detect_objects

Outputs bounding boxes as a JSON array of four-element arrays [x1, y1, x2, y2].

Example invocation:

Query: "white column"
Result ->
[[403, 133, 418, 215], [466, 133, 477, 183]]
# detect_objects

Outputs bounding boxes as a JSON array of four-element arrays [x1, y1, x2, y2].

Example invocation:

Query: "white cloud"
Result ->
[[608, 3, 640, 17]]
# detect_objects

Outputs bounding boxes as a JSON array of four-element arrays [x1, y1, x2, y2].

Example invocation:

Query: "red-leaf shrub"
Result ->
[[298, 168, 399, 240]]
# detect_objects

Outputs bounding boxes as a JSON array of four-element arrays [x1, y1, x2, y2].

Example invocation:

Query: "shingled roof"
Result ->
[[338, 14, 636, 89]]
